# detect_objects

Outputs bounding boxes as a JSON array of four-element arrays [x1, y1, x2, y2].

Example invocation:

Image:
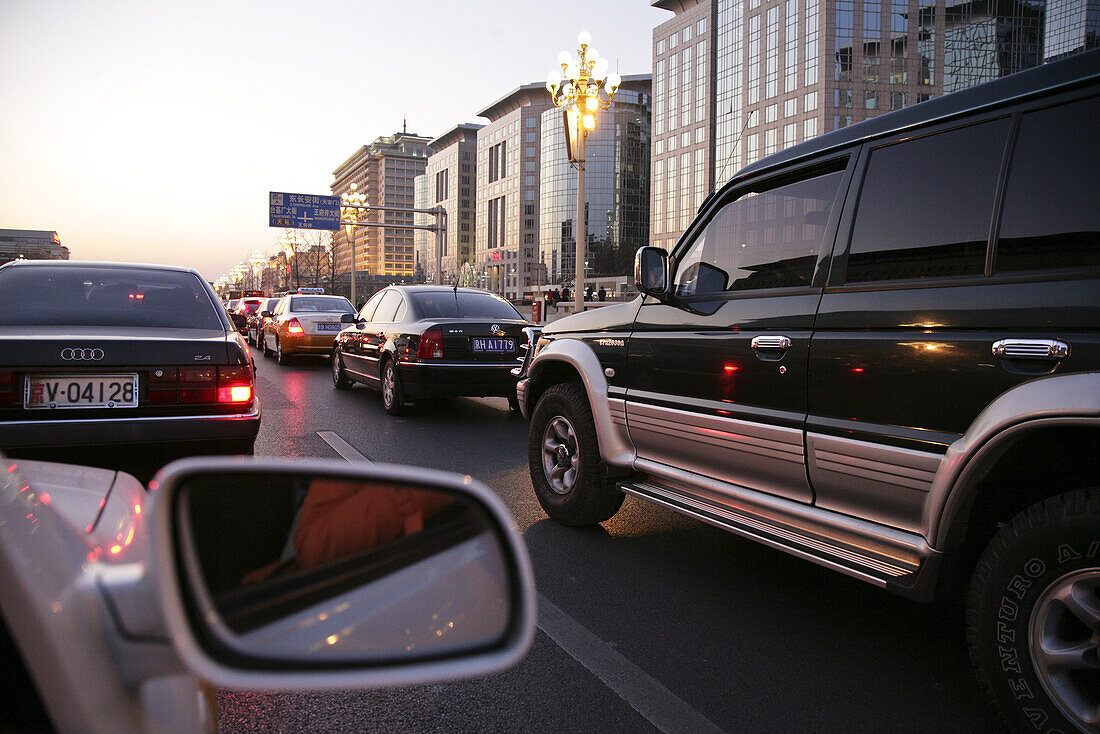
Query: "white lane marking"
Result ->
[[318, 429, 719, 733], [316, 431, 372, 463], [537, 594, 725, 734]]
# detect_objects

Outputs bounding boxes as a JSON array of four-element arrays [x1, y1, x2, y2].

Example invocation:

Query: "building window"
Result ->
[[488, 140, 507, 183]]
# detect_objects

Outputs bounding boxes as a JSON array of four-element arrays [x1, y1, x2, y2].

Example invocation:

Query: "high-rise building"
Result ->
[[650, 0, 1095, 250], [0, 229, 68, 265], [414, 123, 482, 284], [538, 78, 652, 294], [331, 131, 433, 282], [474, 83, 553, 299]]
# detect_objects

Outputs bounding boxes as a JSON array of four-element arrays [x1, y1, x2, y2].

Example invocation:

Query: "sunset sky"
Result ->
[[0, 0, 666, 280]]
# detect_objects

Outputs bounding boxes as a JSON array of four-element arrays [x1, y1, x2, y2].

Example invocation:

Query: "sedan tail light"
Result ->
[[287, 318, 304, 334], [417, 328, 444, 360], [216, 365, 253, 403], [149, 365, 254, 406]]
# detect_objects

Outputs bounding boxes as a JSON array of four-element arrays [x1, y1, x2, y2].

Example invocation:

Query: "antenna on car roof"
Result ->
[[713, 109, 758, 195]]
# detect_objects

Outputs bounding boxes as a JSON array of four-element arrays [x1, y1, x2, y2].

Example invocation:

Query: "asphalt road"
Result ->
[[217, 345, 1005, 733]]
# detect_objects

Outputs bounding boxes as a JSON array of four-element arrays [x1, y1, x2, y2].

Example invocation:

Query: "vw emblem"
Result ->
[[491, 323, 501, 335], [60, 348, 104, 361]]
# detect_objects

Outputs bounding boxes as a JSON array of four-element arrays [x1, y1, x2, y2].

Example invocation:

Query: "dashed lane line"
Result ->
[[317, 429, 725, 734]]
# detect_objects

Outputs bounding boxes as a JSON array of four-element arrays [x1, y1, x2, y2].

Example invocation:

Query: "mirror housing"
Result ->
[[151, 457, 535, 691], [260, 310, 273, 318], [340, 313, 358, 324], [634, 246, 669, 301]]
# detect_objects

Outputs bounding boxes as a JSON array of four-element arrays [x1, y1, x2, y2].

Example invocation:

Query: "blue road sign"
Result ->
[[269, 192, 342, 231]]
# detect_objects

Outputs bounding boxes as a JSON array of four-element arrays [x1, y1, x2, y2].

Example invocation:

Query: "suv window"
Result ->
[[674, 167, 845, 296], [996, 95, 1100, 273], [845, 118, 1011, 283], [0, 266, 223, 329]]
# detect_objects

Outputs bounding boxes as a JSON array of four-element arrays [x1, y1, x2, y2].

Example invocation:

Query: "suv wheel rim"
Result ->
[[1029, 567, 1100, 730], [382, 364, 395, 406], [541, 415, 578, 495]]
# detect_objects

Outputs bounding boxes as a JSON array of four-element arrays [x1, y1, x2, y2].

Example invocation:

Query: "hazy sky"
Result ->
[[0, 0, 667, 281]]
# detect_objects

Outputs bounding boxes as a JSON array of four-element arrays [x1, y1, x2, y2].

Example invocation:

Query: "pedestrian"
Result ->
[[598, 286, 606, 302], [562, 287, 570, 302]]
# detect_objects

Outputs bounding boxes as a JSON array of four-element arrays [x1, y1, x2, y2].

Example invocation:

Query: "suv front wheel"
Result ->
[[966, 488, 1100, 734], [528, 383, 623, 526]]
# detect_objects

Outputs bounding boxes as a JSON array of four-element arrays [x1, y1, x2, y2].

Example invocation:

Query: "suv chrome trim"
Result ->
[[991, 338, 1069, 360], [621, 463, 929, 586], [750, 335, 792, 351]]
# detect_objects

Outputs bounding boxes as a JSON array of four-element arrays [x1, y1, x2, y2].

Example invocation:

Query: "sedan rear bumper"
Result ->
[[282, 334, 337, 355], [398, 362, 519, 399], [0, 401, 261, 451]]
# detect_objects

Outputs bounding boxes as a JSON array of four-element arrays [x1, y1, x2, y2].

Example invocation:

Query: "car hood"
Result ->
[[541, 298, 643, 336], [12, 459, 148, 555]]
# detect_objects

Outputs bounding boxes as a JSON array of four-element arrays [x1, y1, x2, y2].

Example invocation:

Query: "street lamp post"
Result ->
[[341, 182, 367, 306], [547, 30, 621, 314]]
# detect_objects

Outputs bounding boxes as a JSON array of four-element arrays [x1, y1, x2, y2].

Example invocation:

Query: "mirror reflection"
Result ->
[[178, 472, 512, 664]]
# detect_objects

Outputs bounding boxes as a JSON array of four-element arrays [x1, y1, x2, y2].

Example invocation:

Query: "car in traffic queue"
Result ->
[[261, 289, 356, 365], [0, 452, 535, 734], [0, 260, 260, 472], [514, 50, 1100, 734], [229, 296, 266, 335], [331, 285, 536, 415], [245, 297, 281, 347]]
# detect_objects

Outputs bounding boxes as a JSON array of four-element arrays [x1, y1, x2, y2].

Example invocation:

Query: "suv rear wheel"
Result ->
[[966, 488, 1100, 733], [528, 383, 623, 526]]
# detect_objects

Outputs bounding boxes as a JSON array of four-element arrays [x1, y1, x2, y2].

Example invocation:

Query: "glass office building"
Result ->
[[538, 80, 652, 292]]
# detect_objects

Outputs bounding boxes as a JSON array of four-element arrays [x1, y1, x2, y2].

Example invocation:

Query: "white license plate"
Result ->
[[471, 338, 515, 352], [317, 323, 342, 332], [24, 374, 139, 409]]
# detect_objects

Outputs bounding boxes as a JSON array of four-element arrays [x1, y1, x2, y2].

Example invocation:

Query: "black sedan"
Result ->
[[0, 260, 260, 473], [246, 297, 281, 346], [331, 286, 535, 415]]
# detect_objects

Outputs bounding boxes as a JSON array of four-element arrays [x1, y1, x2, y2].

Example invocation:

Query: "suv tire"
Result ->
[[528, 383, 624, 526], [966, 488, 1100, 734]]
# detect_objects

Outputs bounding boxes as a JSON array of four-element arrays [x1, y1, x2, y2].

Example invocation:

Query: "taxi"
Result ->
[[260, 288, 356, 365]]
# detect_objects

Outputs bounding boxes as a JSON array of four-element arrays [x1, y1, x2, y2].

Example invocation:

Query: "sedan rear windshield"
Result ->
[[235, 300, 264, 315], [411, 291, 524, 320], [0, 266, 225, 329], [289, 296, 355, 313]]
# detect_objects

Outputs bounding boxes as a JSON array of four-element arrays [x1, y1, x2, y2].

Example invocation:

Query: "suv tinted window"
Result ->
[[411, 291, 524, 319], [996, 95, 1100, 273], [845, 118, 1011, 282], [0, 266, 223, 329], [674, 168, 844, 295]]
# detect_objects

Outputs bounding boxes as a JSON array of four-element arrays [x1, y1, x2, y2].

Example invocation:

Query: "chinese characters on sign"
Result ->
[[268, 192, 341, 231]]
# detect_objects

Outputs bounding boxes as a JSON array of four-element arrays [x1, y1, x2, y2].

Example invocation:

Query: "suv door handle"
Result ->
[[992, 339, 1069, 361], [751, 335, 792, 351]]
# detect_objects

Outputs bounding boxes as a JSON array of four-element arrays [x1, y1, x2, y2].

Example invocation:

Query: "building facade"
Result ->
[[651, 0, 1094, 250], [0, 229, 68, 265], [538, 78, 652, 295], [330, 132, 432, 283], [474, 83, 552, 300], [414, 123, 482, 284]]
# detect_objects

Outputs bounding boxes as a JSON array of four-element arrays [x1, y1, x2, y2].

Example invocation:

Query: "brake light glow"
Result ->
[[417, 328, 444, 360], [287, 318, 304, 334], [217, 385, 252, 403], [216, 365, 253, 403]]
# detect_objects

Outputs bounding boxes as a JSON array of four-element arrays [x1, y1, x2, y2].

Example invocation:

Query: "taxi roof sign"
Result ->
[[297, 287, 325, 294]]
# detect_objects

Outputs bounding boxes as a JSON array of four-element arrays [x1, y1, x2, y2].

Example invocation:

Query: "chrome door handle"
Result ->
[[992, 339, 1069, 361], [751, 335, 792, 351]]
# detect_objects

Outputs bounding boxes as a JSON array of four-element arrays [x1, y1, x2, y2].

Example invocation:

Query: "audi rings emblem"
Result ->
[[61, 348, 105, 361]]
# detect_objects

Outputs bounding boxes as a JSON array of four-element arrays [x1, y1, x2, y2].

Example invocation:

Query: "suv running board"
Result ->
[[619, 479, 928, 588]]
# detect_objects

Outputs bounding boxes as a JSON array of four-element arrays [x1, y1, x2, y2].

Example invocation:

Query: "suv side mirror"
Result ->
[[150, 457, 535, 690], [634, 246, 669, 299]]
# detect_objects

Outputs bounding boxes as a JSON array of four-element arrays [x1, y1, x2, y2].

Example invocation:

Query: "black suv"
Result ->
[[516, 50, 1100, 733]]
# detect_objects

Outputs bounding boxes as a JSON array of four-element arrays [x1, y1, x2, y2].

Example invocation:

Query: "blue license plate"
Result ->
[[317, 323, 341, 332], [472, 337, 515, 352]]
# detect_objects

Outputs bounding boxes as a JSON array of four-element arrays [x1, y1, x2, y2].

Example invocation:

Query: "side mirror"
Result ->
[[340, 313, 357, 323], [151, 457, 535, 690], [634, 246, 669, 300], [260, 310, 273, 318]]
